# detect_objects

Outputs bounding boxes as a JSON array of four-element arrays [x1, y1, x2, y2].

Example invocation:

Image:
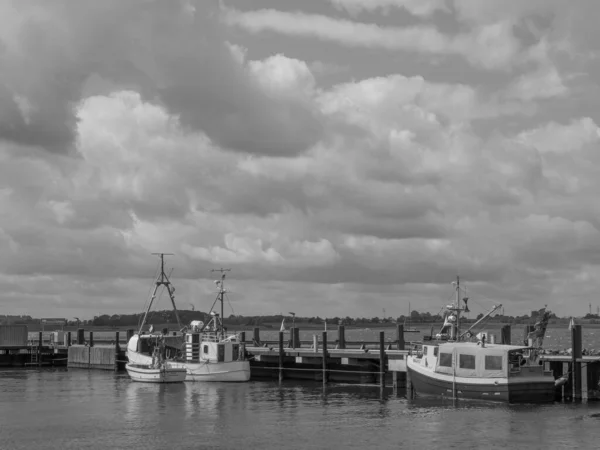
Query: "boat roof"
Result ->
[[435, 342, 530, 352]]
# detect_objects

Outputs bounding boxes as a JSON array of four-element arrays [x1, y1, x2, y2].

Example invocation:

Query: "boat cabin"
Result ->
[[184, 332, 242, 363], [414, 342, 546, 379]]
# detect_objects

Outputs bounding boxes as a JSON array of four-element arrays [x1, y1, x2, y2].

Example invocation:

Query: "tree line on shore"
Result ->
[[3, 310, 600, 327]]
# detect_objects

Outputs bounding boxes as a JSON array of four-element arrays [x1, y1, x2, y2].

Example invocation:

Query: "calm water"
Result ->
[[1, 368, 600, 449]]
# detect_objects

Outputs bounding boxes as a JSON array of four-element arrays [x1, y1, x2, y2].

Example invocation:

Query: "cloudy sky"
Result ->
[[1, 0, 600, 321]]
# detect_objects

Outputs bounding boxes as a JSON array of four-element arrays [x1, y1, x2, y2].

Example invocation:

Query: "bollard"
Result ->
[[396, 324, 405, 350], [338, 325, 346, 349], [322, 331, 328, 386], [379, 331, 385, 389], [278, 331, 284, 383], [77, 328, 85, 345], [572, 324, 582, 401]]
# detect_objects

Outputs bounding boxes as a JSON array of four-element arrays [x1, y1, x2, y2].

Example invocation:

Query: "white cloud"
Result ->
[[2, 2, 600, 320], [517, 118, 600, 154], [329, 0, 450, 17], [222, 8, 522, 71]]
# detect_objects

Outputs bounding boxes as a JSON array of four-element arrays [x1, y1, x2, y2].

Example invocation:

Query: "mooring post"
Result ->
[[294, 327, 300, 349], [322, 331, 328, 386], [523, 325, 534, 345], [396, 323, 405, 350], [278, 330, 284, 383], [572, 324, 582, 401], [500, 325, 511, 345], [338, 325, 345, 349], [37, 331, 42, 367], [313, 334, 318, 352], [67, 331, 72, 348], [114, 331, 120, 372], [379, 331, 386, 389], [240, 331, 245, 344], [290, 327, 295, 349], [253, 327, 260, 345], [392, 371, 398, 392], [77, 328, 84, 345], [406, 362, 413, 399], [89, 331, 94, 348]]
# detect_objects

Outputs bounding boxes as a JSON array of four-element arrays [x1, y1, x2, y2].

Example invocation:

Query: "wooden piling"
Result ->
[[406, 363, 413, 399], [500, 325, 511, 345], [379, 331, 385, 389], [392, 371, 398, 392], [338, 325, 346, 349], [67, 331, 72, 347], [114, 331, 120, 372], [37, 331, 42, 367], [89, 331, 94, 347], [523, 325, 534, 345], [77, 328, 84, 345], [253, 327, 260, 345], [240, 331, 245, 344], [322, 331, 328, 386], [572, 324, 582, 400], [278, 331, 284, 383], [396, 324, 405, 350]]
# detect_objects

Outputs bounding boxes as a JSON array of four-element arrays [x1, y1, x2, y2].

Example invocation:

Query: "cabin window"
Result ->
[[203, 345, 209, 354], [433, 347, 438, 357], [439, 353, 453, 367], [423, 346, 428, 355], [485, 355, 503, 371], [459, 354, 475, 369]]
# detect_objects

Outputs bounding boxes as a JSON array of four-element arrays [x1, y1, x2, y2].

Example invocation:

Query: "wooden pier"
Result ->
[[3, 323, 599, 401]]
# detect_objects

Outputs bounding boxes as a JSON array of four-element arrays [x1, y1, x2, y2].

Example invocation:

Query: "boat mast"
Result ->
[[211, 267, 231, 339], [455, 276, 460, 339], [138, 253, 182, 335]]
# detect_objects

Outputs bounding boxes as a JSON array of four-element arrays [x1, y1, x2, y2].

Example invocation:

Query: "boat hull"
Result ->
[[127, 349, 251, 382], [126, 364, 187, 383], [407, 357, 555, 403]]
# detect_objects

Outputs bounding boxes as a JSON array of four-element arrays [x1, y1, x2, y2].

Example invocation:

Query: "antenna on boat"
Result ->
[[211, 267, 231, 339], [138, 253, 182, 335]]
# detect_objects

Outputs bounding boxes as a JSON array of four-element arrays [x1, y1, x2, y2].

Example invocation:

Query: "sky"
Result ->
[[1, 0, 600, 321]]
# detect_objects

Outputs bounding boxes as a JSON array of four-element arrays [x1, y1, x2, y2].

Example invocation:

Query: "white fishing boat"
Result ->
[[406, 277, 556, 403], [126, 254, 251, 382], [126, 346, 187, 383]]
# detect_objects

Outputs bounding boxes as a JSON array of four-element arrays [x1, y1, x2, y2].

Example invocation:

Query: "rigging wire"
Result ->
[[137, 259, 162, 330], [147, 267, 174, 324]]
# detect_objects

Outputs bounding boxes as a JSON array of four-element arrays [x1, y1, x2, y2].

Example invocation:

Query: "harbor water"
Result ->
[[2, 368, 600, 449]]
